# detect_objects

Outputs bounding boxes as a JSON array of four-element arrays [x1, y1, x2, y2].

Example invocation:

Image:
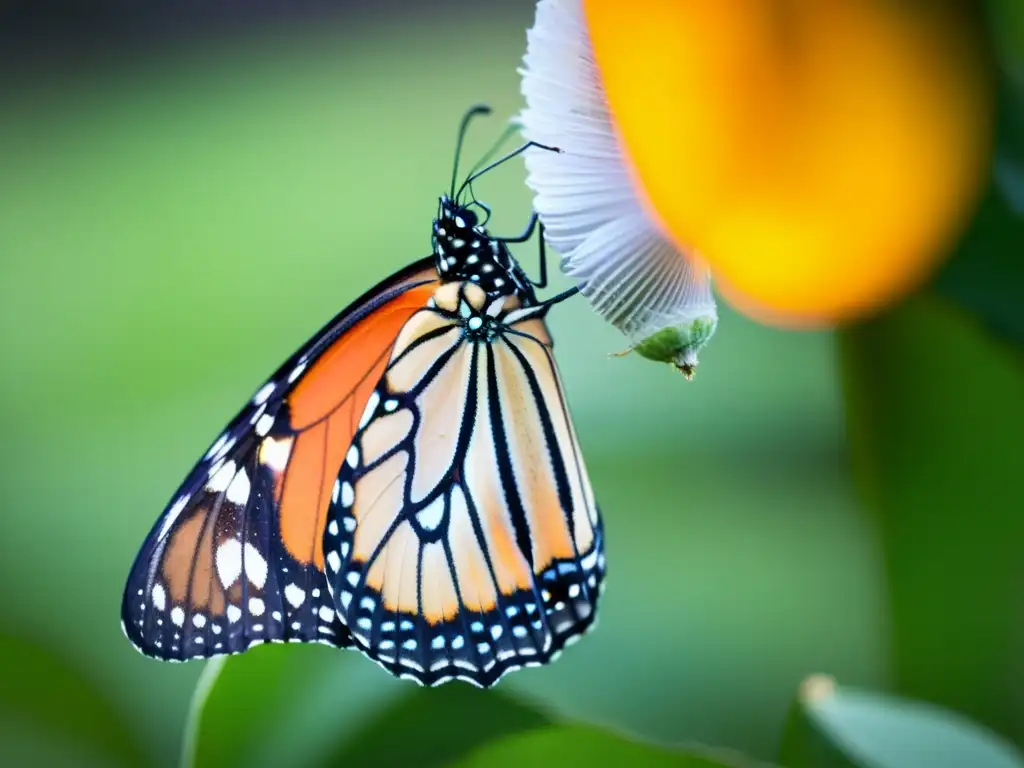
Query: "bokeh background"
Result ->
[[0, 2, 1020, 766]]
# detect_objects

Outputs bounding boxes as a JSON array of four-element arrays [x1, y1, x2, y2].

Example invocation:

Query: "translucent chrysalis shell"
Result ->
[[518, 0, 717, 377]]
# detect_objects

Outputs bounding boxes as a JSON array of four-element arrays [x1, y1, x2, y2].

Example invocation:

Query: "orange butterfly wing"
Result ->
[[321, 284, 605, 687], [122, 259, 439, 660]]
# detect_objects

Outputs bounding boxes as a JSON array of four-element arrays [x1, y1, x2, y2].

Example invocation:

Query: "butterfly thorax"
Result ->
[[432, 195, 535, 305]]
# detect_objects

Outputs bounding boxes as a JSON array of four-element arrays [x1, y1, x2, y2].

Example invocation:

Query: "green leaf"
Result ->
[[987, 0, 1024, 214], [186, 645, 402, 768], [839, 294, 1024, 745], [456, 725, 761, 768], [934, 183, 1024, 348], [0, 631, 147, 767], [988, 0, 1024, 88], [933, 4, 1024, 347], [937, 182, 1024, 344], [185, 644, 552, 768], [781, 676, 1024, 768], [324, 680, 551, 767]]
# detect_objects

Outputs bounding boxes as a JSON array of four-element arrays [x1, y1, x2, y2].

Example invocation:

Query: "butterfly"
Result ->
[[121, 106, 606, 688]]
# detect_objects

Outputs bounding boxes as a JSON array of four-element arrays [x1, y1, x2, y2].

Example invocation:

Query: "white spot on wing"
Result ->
[[151, 583, 166, 611], [341, 482, 354, 507], [286, 362, 307, 384], [225, 468, 250, 506], [205, 433, 227, 460], [215, 539, 242, 589], [359, 391, 381, 428], [253, 382, 275, 405], [170, 607, 185, 627], [255, 412, 274, 437], [284, 584, 305, 608], [227, 605, 242, 623], [415, 496, 445, 531], [259, 435, 292, 473], [207, 460, 236, 493], [346, 445, 360, 468], [249, 597, 265, 616], [244, 543, 268, 589], [327, 551, 341, 572]]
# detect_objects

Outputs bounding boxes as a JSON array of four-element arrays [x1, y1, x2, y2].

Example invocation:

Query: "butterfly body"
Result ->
[[123, 115, 604, 687], [433, 195, 535, 304]]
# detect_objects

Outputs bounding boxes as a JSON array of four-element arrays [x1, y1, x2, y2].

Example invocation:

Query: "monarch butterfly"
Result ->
[[121, 106, 606, 688]]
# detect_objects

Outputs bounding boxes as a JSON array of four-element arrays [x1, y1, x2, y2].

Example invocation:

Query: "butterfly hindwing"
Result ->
[[322, 285, 605, 686]]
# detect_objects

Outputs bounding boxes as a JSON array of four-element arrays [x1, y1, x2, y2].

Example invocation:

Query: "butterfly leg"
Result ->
[[534, 220, 548, 289], [496, 212, 539, 244], [473, 199, 493, 226], [539, 284, 580, 308], [496, 212, 549, 288]]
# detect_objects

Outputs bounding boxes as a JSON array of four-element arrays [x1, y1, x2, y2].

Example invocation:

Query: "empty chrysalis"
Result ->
[[518, 0, 718, 377], [614, 315, 718, 381]]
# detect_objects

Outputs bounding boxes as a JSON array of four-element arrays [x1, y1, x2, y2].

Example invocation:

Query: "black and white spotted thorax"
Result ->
[[432, 195, 535, 304]]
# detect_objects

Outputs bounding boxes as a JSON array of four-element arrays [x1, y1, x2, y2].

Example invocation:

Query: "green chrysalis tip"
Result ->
[[625, 315, 718, 379]]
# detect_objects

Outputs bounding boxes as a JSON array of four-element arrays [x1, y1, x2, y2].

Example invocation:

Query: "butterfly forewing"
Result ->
[[122, 260, 439, 660], [322, 284, 605, 687]]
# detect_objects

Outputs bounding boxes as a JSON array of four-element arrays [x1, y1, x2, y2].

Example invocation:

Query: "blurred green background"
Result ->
[[0, 2, 1020, 767]]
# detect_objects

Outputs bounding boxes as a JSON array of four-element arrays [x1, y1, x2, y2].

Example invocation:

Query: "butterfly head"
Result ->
[[432, 195, 532, 301]]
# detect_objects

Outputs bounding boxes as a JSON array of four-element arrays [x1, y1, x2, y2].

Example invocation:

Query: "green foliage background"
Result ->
[[0, 3, 1020, 766]]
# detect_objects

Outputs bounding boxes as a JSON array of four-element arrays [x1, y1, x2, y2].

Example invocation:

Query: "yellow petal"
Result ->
[[584, 0, 993, 325]]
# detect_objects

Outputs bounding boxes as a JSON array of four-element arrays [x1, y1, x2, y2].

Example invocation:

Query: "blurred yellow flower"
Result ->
[[583, 0, 994, 325]]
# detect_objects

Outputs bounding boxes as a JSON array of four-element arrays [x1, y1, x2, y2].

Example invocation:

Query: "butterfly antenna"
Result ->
[[456, 140, 560, 200], [463, 121, 521, 188], [451, 104, 493, 199]]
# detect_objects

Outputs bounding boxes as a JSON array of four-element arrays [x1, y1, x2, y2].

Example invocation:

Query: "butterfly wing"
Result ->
[[321, 288, 605, 686], [122, 259, 440, 661]]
